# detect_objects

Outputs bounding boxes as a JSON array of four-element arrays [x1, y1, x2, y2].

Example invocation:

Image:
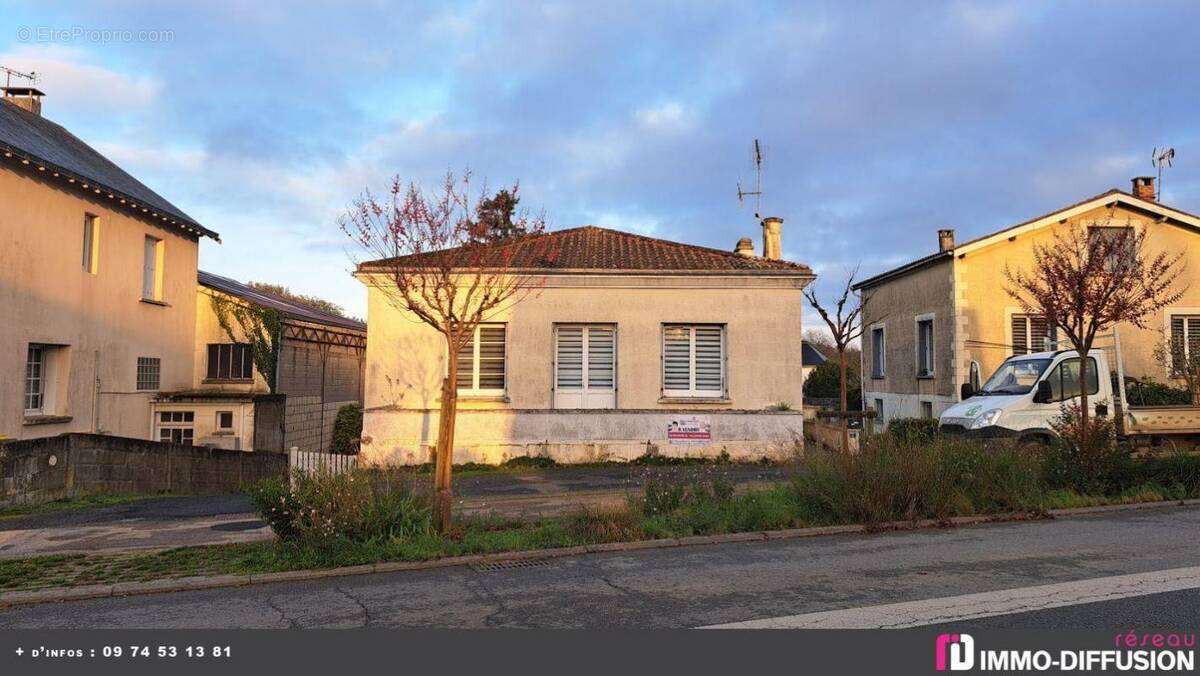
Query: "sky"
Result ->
[[3, 1, 1199, 324]]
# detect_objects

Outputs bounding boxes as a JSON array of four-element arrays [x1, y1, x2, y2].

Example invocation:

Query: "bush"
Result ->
[[504, 455, 557, 469], [1124, 378, 1191, 406], [885, 417, 939, 444], [1044, 405, 1132, 494], [249, 468, 431, 545], [330, 404, 363, 455], [564, 505, 643, 543], [638, 468, 735, 516], [790, 435, 1042, 527]]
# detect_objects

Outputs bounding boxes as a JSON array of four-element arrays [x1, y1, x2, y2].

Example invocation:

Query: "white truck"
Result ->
[[939, 340, 1200, 449]]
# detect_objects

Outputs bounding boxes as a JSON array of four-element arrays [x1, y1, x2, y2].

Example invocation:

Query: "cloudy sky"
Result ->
[[3, 1, 1199, 321]]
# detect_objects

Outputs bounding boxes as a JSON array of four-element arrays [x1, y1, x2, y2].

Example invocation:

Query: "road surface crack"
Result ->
[[265, 595, 299, 629], [334, 585, 372, 627]]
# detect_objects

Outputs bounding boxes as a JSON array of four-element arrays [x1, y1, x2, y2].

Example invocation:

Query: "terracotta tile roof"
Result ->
[[0, 98, 216, 240], [358, 225, 813, 275]]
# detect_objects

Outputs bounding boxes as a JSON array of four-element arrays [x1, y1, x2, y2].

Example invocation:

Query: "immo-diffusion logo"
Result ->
[[934, 632, 1196, 672], [936, 633, 975, 671]]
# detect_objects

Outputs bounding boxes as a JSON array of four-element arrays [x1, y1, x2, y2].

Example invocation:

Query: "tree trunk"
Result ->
[[433, 351, 459, 533], [839, 349, 849, 453], [1077, 347, 1090, 446]]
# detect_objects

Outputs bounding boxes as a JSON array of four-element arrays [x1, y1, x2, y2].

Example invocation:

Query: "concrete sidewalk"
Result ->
[[0, 464, 786, 559]]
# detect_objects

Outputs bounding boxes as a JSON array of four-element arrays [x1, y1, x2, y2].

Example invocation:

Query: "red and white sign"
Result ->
[[667, 415, 711, 445]]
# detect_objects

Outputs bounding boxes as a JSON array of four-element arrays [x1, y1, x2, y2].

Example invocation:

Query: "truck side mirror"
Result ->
[[960, 382, 975, 400], [1033, 381, 1052, 404]]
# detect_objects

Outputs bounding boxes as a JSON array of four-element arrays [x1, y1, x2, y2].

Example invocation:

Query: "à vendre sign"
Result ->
[[667, 415, 711, 445]]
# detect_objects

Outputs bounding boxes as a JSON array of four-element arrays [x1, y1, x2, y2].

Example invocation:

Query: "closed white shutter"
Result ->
[[694, 326, 724, 393], [556, 326, 584, 389], [586, 327, 615, 389], [142, 236, 158, 299], [663, 326, 692, 392], [455, 336, 474, 389], [477, 325, 506, 391], [555, 325, 616, 408]]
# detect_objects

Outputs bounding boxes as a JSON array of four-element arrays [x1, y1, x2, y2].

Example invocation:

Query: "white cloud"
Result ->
[[0, 44, 159, 112], [635, 102, 691, 131]]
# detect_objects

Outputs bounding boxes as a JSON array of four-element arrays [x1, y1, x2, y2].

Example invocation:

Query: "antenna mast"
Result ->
[[736, 139, 765, 219], [1152, 147, 1175, 201], [0, 65, 39, 90]]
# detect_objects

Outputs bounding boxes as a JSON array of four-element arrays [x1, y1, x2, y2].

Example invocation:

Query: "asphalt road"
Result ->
[[1, 505, 1197, 629]]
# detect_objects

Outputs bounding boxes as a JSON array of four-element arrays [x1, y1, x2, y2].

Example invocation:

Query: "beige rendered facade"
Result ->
[[357, 226, 813, 465], [856, 179, 1200, 426], [0, 124, 216, 441]]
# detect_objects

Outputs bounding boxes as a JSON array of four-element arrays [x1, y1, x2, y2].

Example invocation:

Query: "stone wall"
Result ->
[[284, 397, 356, 453], [0, 434, 288, 506], [278, 337, 364, 453]]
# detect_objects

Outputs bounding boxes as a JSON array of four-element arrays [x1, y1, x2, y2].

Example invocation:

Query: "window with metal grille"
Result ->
[[456, 324, 506, 395], [662, 324, 725, 397], [1170, 315, 1200, 376], [1011, 315, 1057, 355], [24, 344, 45, 413], [157, 410, 195, 445], [916, 317, 934, 377], [870, 326, 885, 378], [136, 357, 161, 390], [206, 343, 254, 380]]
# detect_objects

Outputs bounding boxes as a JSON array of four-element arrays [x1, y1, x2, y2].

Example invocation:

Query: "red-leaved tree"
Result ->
[[1004, 221, 1186, 443], [340, 172, 558, 531]]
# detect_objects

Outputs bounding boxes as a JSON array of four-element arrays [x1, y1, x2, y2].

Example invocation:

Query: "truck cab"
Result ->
[[939, 349, 1112, 442]]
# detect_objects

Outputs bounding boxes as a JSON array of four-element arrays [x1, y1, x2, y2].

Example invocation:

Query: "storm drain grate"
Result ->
[[473, 558, 558, 572]]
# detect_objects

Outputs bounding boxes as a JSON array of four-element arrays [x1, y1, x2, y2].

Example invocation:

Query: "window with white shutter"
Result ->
[[554, 325, 616, 408], [456, 324, 506, 395], [662, 324, 725, 398], [1169, 314, 1200, 376]]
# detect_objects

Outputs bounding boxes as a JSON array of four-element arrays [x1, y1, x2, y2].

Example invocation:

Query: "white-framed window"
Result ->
[[157, 410, 194, 444], [554, 324, 616, 408], [456, 324, 507, 395], [206, 343, 254, 380], [1169, 314, 1200, 375], [915, 314, 935, 378], [24, 344, 46, 414], [216, 411, 234, 431], [82, 213, 99, 274], [869, 324, 886, 379], [142, 235, 163, 301], [662, 324, 725, 398], [1088, 226, 1135, 272], [1011, 314, 1056, 355], [136, 357, 161, 391]]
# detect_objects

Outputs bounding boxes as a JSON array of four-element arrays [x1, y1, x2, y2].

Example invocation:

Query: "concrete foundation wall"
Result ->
[[0, 433, 288, 506], [361, 409, 803, 465]]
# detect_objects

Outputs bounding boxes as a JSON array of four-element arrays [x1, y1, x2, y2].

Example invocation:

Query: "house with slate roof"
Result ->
[[0, 86, 219, 441], [355, 219, 815, 464]]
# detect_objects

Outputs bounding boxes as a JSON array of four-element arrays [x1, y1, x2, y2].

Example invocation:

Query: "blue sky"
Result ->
[[3, 1, 1199, 321]]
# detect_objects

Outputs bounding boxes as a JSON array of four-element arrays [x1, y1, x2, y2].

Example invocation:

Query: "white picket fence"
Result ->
[[289, 447, 358, 484]]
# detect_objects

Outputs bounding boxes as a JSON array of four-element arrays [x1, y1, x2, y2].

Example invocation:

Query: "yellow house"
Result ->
[[0, 86, 219, 441], [355, 222, 814, 464], [855, 177, 1200, 425]]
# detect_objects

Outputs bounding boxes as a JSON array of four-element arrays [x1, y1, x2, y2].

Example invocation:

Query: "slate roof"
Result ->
[[358, 226, 813, 275], [0, 97, 216, 240], [199, 271, 365, 332], [801, 342, 829, 367]]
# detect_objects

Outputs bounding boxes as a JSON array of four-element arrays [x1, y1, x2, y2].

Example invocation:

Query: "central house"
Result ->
[[355, 221, 813, 465]]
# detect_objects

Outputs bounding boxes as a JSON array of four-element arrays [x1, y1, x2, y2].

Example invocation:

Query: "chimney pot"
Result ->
[[734, 237, 755, 257], [937, 228, 955, 253], [761, 216, 783, 260], [1132, 176, 1156, 201], [1, 86, 45, 116]]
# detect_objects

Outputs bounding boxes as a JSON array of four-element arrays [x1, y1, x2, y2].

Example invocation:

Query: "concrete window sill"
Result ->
[[23, 415, 73, 426], [658, 397, 732, 405], [201, 378, 254, 385], [455, 395, 510, 403], [140, 298, 169, 307]]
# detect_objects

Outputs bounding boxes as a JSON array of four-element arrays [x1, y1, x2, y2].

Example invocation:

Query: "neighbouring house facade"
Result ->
[[855, 177, 1200, 426], [800, 342, 828, 386], [0, 87, 219, 442], [152, 272, 367, 452], [356, 222, 814, 465]]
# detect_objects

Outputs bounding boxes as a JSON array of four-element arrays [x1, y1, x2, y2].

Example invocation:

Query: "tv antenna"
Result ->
[[1152, 147, 1175, 201], [736, 138, 765, 219], [1, 65, 39, 89]]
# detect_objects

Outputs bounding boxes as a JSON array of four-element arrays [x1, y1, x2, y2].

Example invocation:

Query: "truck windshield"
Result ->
[[978, 358, 1051, 395]]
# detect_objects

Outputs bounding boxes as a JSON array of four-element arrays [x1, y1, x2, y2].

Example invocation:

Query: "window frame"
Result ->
[[1041, 356, 1101, 403], [1167, 311, 1200, 377], [455, 323, 508, 397], [1010, 312, 1057, 356], [914, 313, 935, 378], [206, 343, 255, 381], [156, 410, 195, 445], [82, 213, 99, 274], [661, 323, 727, 399], [216, 410, 235, 431], [869, 323, 886, 379], [24, 344, 46, 415], [136, 357, 161, 391], [142, 235, 164, 301], [553, 323, 618, 402]]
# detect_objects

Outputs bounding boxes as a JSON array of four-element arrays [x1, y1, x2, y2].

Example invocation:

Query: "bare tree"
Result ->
[[1004, 221, 1186, 442], [804, 268, 868, 452], [340, 172, 558, 532]]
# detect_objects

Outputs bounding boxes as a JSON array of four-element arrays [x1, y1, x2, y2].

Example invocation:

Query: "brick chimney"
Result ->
[[734, 237, 755, 257], [938, 228, 955, 253], [1, 87, 45, 116], [1132, 176, 1156, 201], [761, 216, 783, 260]]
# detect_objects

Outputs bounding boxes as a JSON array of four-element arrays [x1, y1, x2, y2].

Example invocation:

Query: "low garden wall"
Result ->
[[0, 433, 288, 506]]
